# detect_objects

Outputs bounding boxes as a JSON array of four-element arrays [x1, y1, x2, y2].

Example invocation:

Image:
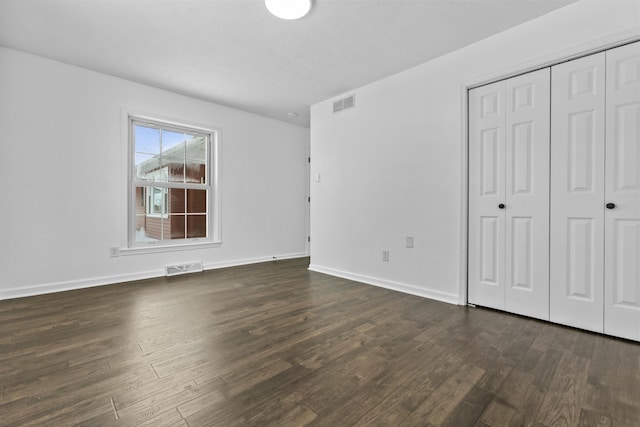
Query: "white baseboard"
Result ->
[[202, 252, 307, 270], [308, 264, 460, 306], [0, 252, 308, 301], [0, 270, 163, 301]]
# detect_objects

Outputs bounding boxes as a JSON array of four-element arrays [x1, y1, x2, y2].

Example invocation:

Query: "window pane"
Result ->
[[135, 187, 145, 210], [185, 159, 206, 184], [135, 153, 161, 181], [135, 188, 150, 242], [161, 142, 185, 163], [187, 215, 207, 238], [137, 160, 168, 182], [161, 156, 185, 183], [169, 189, 186, 214], [186, 137, 206, 162], [135, 214, 160, 243], [135, 125, 160, 154], [187, 189, 207, 214], [170, 215, 186, 239], [136, 215, 163, 242], [162, 130, 188, 153], [135, 214, 147, 235]]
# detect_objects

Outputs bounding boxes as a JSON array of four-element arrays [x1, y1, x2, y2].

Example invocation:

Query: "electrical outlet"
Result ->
[[110, 247, 120, 258], [406, 236, 414, 248], [382, 250, 389, 262]]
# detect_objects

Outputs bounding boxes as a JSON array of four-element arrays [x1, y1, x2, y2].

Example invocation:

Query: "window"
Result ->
[[128, 116, 219, 249]]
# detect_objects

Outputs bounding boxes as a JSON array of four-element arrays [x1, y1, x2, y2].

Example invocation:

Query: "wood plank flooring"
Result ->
[[1, 257, 639, 426]]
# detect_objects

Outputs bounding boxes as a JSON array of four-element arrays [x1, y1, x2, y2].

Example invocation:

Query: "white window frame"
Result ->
[[124, 114, 221, 254]]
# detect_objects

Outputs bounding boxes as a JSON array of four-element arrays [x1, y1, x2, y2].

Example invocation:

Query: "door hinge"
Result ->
[[307, 236, 311, 242], [308, 196, 310, 202], [308, 157, 311, 163]]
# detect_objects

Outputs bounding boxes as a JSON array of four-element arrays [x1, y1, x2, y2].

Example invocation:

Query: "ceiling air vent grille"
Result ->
[[333, 94, 355, 113]]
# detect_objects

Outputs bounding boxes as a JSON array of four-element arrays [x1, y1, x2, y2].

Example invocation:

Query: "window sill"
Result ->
[[120, 241, 222, 256]]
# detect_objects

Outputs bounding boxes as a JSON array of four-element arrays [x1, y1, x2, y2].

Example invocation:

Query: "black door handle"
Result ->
[[498, 203, 505, 209], [606, 203, 616, 209]]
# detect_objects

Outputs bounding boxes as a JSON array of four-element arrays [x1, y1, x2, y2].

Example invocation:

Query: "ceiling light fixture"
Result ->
[[265, 0, 312, 20]]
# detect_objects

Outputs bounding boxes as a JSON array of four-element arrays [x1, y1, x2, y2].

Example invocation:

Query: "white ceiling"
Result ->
[[0, 0, 578, 127]]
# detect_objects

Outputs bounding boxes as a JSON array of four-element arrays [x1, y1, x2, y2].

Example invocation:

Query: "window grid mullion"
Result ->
[[159, 130, 163, 241], [132, 181, 210, 190]]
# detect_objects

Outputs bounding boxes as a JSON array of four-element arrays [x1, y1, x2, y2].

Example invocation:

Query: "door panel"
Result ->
[[550, 52, 606, 332], [567, 218, 595, 299], [604, 41, 640, 341], [505, 69, 550, 320], [480, 216, 500, 285], [511, 216, 532, 290], [568, 110, 596, 192], [481, 128, 500, 195], [611, 220, 640, 305], [511, 121, 533, 194], [469, 68, 550, 318], [469, 81, 506, 310]]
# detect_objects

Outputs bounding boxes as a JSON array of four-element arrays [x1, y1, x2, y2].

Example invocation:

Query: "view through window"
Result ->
[[130, 117, 216, 246]]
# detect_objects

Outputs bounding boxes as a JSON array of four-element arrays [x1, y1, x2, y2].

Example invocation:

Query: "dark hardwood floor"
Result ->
[[1, 257, 639, 426]]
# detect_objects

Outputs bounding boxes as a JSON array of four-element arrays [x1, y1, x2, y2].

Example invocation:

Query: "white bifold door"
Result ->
[[550, 41, 640, 341], [469, 41, 639, 341], [549, 52, 607, 332], [468, 68, 551, 321], [604, 42, 640, 341]]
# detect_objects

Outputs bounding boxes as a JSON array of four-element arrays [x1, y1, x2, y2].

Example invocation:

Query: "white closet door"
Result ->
[[469, 69, 550, 318], [550, 52, 606, 332], [604, 41, 640, 341], [504, 69, 550, 320], [469, 81, 506, 310]]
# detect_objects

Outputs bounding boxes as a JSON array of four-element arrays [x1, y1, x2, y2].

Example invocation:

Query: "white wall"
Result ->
[[309, 0, 640, 304], [0, 47, 309, 300]]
